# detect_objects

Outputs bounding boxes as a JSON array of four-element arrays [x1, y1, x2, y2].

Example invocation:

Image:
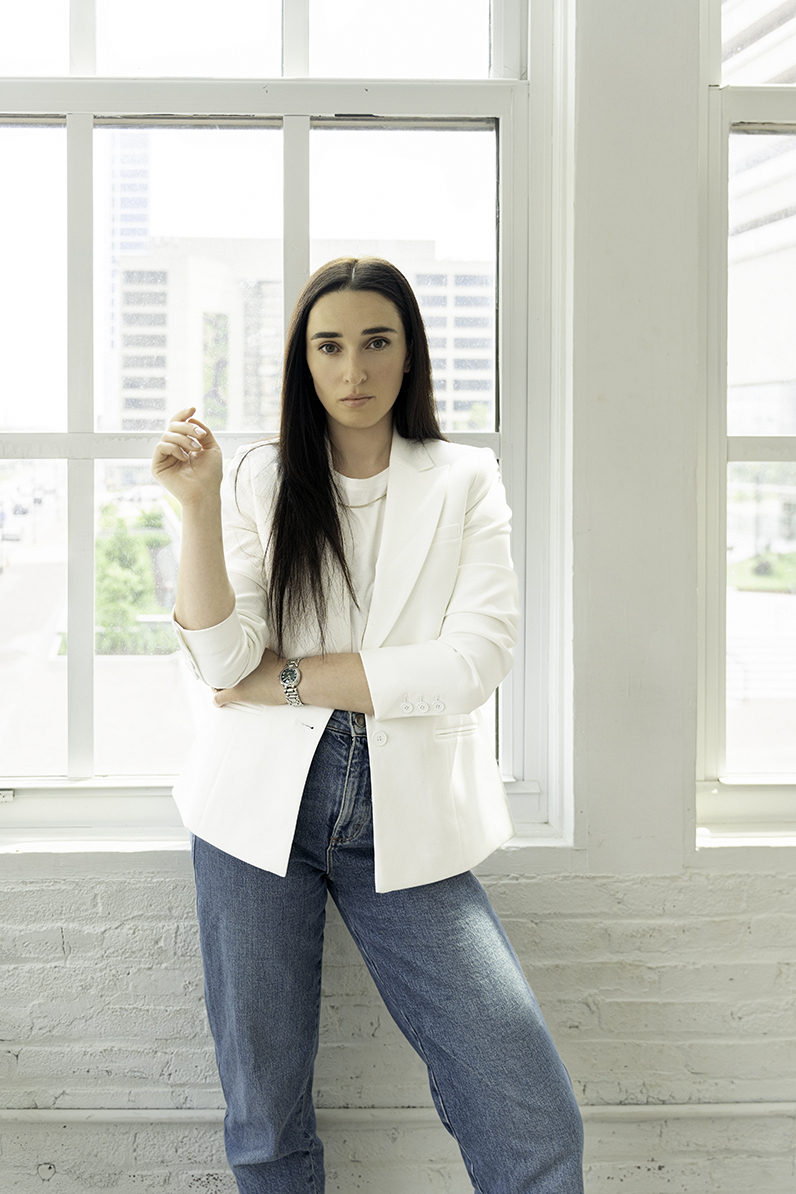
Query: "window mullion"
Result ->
[[66, 113, 95, 778], [70, 0, 97, 77], [727, 437, 796, 462], [497, 97, 529, 796], [490, 0, 528, 80], [67, 114, 94, 434], [700, 84, 728, 784], [67, 460, 95, 778], [282, 115, 310, 333], [282, 0, 309, 78], [702, 0, 722, 88]]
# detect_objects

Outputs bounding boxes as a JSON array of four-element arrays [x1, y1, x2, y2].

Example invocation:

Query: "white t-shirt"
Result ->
[[334, 467, 389, 651]]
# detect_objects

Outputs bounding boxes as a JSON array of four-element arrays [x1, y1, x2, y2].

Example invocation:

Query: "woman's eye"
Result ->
[[368, 338, 389, 350], [319, 342, 339, 354]]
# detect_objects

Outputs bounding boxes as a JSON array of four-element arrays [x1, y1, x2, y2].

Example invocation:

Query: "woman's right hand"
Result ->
[[151, 407, 224, 506]]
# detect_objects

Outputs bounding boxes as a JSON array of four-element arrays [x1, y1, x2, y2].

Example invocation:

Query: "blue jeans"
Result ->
[[192, 709, 584, 1193]]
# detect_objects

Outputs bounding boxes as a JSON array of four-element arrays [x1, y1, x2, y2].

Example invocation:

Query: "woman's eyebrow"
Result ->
[[309, 326, 398, 340]]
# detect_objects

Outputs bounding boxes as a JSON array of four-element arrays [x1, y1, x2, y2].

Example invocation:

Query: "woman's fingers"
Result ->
[[152, 408, 223, 493], [171, 407, 219, 446], [161, 428, 207, 453], [153, 409, 210, 463], [172, 405, 198, 423], [153, 440, 191, 466], [152, 432, 200, 463]]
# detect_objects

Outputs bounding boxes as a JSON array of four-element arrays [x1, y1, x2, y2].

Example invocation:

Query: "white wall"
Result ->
[[3, 2, 796, 1191], [571, 0, 698, 879]]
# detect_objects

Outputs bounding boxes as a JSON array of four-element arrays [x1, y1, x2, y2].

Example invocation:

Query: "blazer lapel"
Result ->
[[362, 431, 448, 650]]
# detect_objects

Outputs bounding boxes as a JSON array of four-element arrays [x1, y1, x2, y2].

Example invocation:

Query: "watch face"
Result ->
[[280, 665, 299, 685]]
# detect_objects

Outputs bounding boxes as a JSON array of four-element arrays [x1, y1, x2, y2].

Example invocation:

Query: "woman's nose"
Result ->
[[344, 353, 367, 384]]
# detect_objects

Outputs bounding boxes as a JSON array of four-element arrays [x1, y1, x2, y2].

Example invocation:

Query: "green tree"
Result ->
[[95, 507, 174, 655]]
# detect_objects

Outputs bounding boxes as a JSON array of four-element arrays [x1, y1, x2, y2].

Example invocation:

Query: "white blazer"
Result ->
[[172, 428, 519, 892]]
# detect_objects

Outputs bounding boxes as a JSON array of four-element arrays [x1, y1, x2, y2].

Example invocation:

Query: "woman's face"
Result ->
[[305, 289, 410, 440]]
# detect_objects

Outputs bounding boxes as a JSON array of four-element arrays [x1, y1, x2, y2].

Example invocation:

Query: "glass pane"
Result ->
[[309, 0, 490, 78], [94, 126, 283, 434], [727, 131, 796, 435], [0, 126, 67, 432], [726, 462, 796, 774], [0, 461, 67, 776], [96, 0, 282, 77], [310, 126, 497, 433], [94, 461, 196, 775], [0, 1, 69, 75], [723, 0, 796, 84]]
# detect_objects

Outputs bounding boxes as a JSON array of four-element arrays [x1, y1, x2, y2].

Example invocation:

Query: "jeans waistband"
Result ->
[[326, 709, 368, 736], [324, 706, 369, 735]]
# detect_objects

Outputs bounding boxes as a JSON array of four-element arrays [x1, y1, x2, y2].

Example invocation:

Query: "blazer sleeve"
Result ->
[[359, 451, 520, 719], [171, 445, 275, 690]]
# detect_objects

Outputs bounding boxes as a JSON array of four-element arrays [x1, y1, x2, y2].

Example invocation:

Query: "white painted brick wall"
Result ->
[[2, 854, 796, 1190]]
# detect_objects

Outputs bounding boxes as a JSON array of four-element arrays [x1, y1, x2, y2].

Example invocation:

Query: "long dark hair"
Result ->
[[243, 256, 445, 656]]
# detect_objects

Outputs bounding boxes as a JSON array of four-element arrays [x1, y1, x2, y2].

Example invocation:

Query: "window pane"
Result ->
[[722, 0, 796, 84], [726, 461, 796, 774], [94, 126, 283, 434], [0, 461, 67, 776], [0, 1, 68, 75], [727, 131, 796, 436], [309, 0, 490, 78], [94, 461, 195, 776], [0, 126, 66, 432], [96, 0, 282, 77], [310, 126, 497, 433]]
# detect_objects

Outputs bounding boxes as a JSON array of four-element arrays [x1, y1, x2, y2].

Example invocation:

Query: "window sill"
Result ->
[[696, 779, 796, 850], [0, 777, 565, 856], [0, 781, 186, 853], [0, 828, 190, 853]]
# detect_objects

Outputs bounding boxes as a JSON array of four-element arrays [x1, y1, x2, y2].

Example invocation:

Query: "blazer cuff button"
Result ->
[[400, 702, 413, 714], [416, 702, 429, 713]]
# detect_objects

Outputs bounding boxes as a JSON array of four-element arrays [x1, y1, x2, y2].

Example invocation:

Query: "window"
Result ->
[[0, 0, 575, 849], [699, 0, 796, 838]]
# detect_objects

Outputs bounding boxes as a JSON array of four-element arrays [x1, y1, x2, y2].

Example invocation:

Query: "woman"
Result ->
[[152, 257, 583, 1193]]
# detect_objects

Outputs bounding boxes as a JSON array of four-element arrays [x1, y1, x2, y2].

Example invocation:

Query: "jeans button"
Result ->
[[354, 712, 366, 728]]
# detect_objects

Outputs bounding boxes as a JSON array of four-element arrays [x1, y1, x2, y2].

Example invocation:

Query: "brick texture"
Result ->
[[2, 858, 796, 1190]]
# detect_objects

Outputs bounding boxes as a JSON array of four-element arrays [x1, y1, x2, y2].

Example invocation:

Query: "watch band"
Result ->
[[279, 658, 303, 707]]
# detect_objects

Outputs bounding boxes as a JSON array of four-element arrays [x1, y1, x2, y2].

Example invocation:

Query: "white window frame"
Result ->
[[0, 0, 576, 852], [698, 0, 796, 841]]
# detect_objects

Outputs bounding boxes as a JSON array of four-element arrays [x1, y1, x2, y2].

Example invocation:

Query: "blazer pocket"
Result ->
[[435, 723, 480, 740], [432, 523, 461, 543]]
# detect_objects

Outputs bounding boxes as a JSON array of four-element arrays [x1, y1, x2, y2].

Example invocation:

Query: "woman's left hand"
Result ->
[[213, 648, 284, 707]]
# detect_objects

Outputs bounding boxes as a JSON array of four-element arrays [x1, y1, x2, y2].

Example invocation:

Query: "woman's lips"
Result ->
[[340, 396, 372, 408]]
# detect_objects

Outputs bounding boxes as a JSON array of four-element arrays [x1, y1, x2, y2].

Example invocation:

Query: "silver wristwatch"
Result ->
[[279, 658, 303, 707]]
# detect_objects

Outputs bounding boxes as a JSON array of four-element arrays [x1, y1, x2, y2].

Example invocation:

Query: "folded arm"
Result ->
[[212, 648, 374, 715], [175, 447, 518, 719]]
